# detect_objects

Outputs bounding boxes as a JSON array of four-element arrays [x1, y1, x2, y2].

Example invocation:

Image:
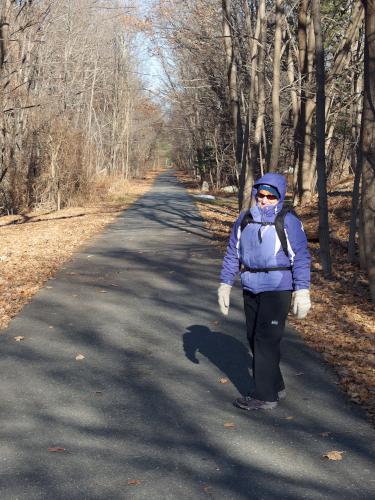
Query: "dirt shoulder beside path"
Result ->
[[0, 170, 160, 331], [175, 170, 375, 426]]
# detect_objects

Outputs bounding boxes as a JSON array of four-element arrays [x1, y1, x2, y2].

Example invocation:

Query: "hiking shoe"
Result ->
[[233, 396, 278, 411], [278, 389, 286, 400], [240, 390, 286, 402]]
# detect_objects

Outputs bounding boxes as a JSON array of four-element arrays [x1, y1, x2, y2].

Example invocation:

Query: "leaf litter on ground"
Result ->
[[323, 451, 344, 461], [219, 378, 229, 384], [127, 479, 141, 486]]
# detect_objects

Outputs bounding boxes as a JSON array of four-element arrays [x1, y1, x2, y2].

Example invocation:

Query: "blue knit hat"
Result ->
[[256, 184, 280, 198]]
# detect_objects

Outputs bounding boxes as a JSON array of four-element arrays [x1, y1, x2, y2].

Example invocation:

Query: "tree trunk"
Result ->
[[251, 0, 266, 180], [240, 0, 261, 210], [312, 0, 331, 276], [286, 31, 299, 131], [222, 0, 243, 182], [294, 0, 308, 204], [348, 36, 364, 262], [0, 0, 10, 68], [270, 0, 284, 170], [360, 0, 375, 301], [300, 18, 316, 205]]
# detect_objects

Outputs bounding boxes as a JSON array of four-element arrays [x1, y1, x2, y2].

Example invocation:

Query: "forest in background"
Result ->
[[0, 0, 374, 301], [150, 0, 375, 302], [0, 0, 163, 213]]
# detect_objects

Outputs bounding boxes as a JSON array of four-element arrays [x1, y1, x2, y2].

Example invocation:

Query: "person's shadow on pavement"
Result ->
[[183, 325, 253, 396]]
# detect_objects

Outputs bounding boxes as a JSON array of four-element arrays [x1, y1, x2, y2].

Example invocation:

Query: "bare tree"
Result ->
[[311, 0, 331, 276], [360, 0, 375, 301], [270, 0, 284, 170]]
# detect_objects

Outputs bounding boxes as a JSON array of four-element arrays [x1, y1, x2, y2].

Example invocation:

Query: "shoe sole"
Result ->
[[233, 400, 278, 411], [278, 390, 286, 400]]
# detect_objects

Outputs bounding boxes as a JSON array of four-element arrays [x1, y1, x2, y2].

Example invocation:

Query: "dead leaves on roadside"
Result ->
[[323, 450, 344, 461], [127, 479, 141, 486], [219, 378, 229, 385], [48, 447, 66, 453], [75, 354, 85, 361], [223, 422, 236, 429], [14, 336, 25, 342]]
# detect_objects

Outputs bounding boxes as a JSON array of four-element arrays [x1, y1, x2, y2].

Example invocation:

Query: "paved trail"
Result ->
[[0, 171, 374, 499]]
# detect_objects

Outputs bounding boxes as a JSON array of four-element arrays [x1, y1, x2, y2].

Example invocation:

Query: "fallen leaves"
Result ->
[[14, 336, 25, 342], [319, 432, 331, 437], [48, 447, 66, 453], [75, 354, 85, 361], [323, 451, 344, 461], [223, 422, 236, 429], [127, 479, 141, 486], [219, 378, 229, 384]]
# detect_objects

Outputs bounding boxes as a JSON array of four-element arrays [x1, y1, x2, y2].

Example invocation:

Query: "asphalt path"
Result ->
[[0, 170, 374, 500]]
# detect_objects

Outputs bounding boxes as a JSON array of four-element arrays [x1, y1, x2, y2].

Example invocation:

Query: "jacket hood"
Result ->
[[252, 173, 287, 203]]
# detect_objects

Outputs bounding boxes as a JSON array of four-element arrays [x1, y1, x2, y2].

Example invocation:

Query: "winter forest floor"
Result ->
[[174, 170, 375, 426], [0, 169, 162, 332]]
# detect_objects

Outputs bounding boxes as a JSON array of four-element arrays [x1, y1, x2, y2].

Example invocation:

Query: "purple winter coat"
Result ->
[[220, 173, 311, 293]]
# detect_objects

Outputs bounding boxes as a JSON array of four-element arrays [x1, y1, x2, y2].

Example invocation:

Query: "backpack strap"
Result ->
[[240, 211, 254, 232], [275, 205, 298, 258]]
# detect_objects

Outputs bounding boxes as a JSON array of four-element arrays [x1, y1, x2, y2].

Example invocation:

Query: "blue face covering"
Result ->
[[256, 184, 280, 199]]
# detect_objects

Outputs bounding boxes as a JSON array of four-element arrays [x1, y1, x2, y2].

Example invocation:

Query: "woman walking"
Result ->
[[218, 173, 311, 410]]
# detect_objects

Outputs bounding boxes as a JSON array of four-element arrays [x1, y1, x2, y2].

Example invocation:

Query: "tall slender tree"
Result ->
[[312, 0, 331, 276], [360, 0, 375, 301], [270, 0, 284, 170]]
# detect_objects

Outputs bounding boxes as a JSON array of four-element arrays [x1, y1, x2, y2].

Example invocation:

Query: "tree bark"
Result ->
[[300, 18, 316, 205], [348, 36, 364, 262], [250, 0, 266, 180], [360, 0, 375, 301], [294, 0, 309, 204], [286, 30, 299, 131], [270, 0, 284, 170], [0, 0, 10, 68], [312, 0, 331, 276], [222, 0, 243, 179], [240, 0, 261, 210]]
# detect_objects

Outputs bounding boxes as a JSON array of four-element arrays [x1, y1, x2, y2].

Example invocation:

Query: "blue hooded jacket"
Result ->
[[220, 173, 311, 293]]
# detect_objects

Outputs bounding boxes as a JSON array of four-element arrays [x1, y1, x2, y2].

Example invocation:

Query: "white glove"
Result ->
[[292, 289, 311, 319], [218, 283, 232, 316]]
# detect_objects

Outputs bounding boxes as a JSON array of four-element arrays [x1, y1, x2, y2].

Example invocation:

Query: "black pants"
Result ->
[[243, 290, 292, 402]]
